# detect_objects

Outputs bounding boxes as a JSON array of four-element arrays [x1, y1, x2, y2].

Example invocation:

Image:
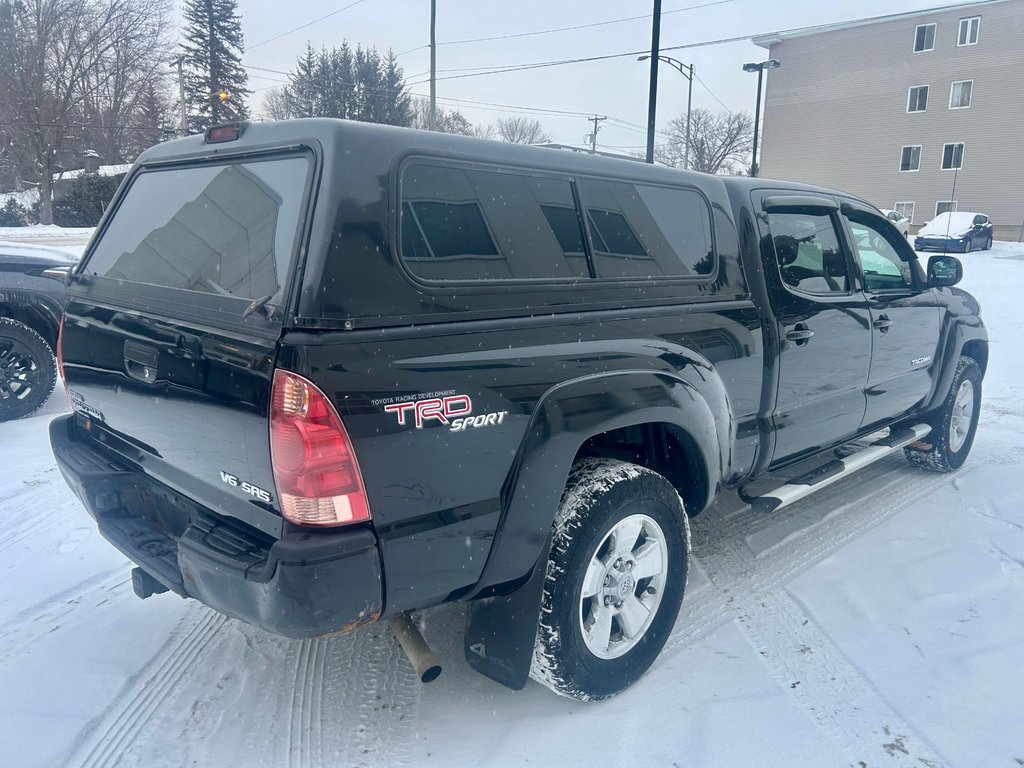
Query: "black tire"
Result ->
[[905, 356, 981, 472], [529, 458, 689, 700], [964, 237, 973, 253], [0, 318, 57, 422]]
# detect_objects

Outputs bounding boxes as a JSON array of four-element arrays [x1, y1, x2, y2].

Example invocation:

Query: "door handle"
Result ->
[[873, 315, 893, 333], [785, 323, 815, 346]]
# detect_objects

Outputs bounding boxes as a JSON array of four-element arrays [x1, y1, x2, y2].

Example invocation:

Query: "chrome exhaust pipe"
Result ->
[[388, 612, 442, 683]]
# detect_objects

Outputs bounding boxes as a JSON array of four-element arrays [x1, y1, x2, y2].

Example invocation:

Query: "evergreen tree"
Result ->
[[180, 0, 250, 130], [380, 52, 412, 127], [284, 43, 411, 128], [288, 45, 319, 118]]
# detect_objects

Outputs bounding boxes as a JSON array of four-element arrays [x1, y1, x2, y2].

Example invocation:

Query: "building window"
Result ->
[[900, 145, 921, 172], [914, 23, 936, 51], [949, 80, 973, 109], [957, 16, 980, 46], [941, 143, 965, 170], [936, 201, 957, 216], [907, 85, 929, 112], [895, 202, 915, 223]]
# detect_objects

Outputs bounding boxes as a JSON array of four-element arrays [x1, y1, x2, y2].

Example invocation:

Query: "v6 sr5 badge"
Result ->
[[383, 394, 508, 433]]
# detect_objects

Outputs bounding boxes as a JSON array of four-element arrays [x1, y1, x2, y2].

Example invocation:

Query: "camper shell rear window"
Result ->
[[81, 152, 311, 316]]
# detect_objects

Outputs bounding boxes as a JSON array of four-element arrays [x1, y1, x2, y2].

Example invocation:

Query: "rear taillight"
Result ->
[[269, 370, 371, 527]]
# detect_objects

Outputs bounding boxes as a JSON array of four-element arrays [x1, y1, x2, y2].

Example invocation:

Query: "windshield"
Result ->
[[82, 155, 309, 304]]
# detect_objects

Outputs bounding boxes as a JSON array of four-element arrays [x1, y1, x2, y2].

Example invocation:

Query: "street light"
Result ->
[[742, 58, 780, 178], [638, 55, 694, 170]]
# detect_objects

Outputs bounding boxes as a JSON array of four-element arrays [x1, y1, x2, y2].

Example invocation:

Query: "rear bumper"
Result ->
[[49, 414, 382, 638]]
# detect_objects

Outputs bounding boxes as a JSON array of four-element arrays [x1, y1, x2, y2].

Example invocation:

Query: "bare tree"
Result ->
[[262, 87, 294, 121], [80, 0, 175, 161], [655, 108, 753, 175], [0, 0, 174, 223], [493, 116, 551, 145], [410, 97, 475, 136]]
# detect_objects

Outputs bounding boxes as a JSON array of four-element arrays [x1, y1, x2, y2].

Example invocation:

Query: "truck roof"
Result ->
[[136, 118, 856, 202]]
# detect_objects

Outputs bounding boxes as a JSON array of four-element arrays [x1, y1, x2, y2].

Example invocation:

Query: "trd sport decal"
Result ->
[[381, 394, 508, 432]]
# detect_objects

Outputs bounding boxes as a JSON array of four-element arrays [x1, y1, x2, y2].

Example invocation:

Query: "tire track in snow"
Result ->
[[661, 456, 959, 765], [0, 568, 128, 662], [327, 623, 422, 767], [667, 456, 956, 653], [69, 609, 227, 768], [287, 636, 327, 768], [276, 620, 425, 767]]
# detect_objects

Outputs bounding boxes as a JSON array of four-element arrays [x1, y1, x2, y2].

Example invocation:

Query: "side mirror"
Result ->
[[928, 254, 962, 287]]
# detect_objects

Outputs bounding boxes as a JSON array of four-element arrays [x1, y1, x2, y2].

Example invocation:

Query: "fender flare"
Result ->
[[469, 367, 729, 601], [921, 315, 987, 414], [0, 289, 63, 348]]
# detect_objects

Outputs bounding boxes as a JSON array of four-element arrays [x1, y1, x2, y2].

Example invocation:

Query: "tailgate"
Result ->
[[61, 150, 314, 537]]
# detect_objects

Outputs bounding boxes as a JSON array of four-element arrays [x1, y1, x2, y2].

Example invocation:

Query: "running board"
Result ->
[[748, 424, 932, 514]]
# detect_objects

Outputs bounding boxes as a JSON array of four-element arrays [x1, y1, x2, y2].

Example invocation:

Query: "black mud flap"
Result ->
[[463, 537, 551, 690]]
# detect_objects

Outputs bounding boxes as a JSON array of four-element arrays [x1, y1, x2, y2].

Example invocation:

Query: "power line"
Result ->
[[693, 71, 732, 114], [245, 64, 291, 76], [413, 94, 594, 118], [248, 0, 371, 50], [398, 0, 735, 54], [405, 11, 905, 87]]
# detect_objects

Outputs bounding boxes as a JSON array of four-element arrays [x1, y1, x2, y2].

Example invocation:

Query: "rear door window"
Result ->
[[577, 179, 715, 279], [83, 154, 310, 306], [400, 162, 589, 281], [766, 211, 850, 294]]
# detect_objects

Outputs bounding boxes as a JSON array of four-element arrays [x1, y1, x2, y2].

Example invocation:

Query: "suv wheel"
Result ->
[[530, 458, 689, 700], [905, 356, 981, 472], [0, 318, 57, 422]]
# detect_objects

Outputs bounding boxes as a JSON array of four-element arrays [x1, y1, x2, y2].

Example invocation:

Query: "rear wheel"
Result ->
[[0, 318, 57, 422], [905, 356, 981, 472], [530, 458, 689, 701]]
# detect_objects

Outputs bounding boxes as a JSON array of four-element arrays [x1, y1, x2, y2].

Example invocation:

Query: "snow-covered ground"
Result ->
[[0, 226, 94, 250], [1, 242, 1023, 767]]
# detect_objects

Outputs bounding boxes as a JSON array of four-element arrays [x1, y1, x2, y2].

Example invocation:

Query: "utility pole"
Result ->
[[751, 66, 763, 177], [429, 0, 437, 130], [645, 0, 663, 164], [742, 59, 779, 177], [171, 56, 188, 136], [684, 64, 693, 171], [588, 115, 606, 153]]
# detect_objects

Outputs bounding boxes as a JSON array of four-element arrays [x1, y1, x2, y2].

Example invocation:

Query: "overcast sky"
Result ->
[[234, 0, 967, 151]]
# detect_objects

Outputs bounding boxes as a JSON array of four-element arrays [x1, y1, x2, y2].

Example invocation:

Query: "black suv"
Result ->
[[0, 241, 74, 420], [51, 120, 986, 700]]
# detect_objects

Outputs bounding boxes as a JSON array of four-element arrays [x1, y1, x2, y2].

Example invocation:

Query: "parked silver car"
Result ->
[[880, 208, 911, 237]]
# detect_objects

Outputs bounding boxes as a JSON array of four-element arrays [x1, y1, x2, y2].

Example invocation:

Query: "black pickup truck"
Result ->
[[51, 119, 986, 701]]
